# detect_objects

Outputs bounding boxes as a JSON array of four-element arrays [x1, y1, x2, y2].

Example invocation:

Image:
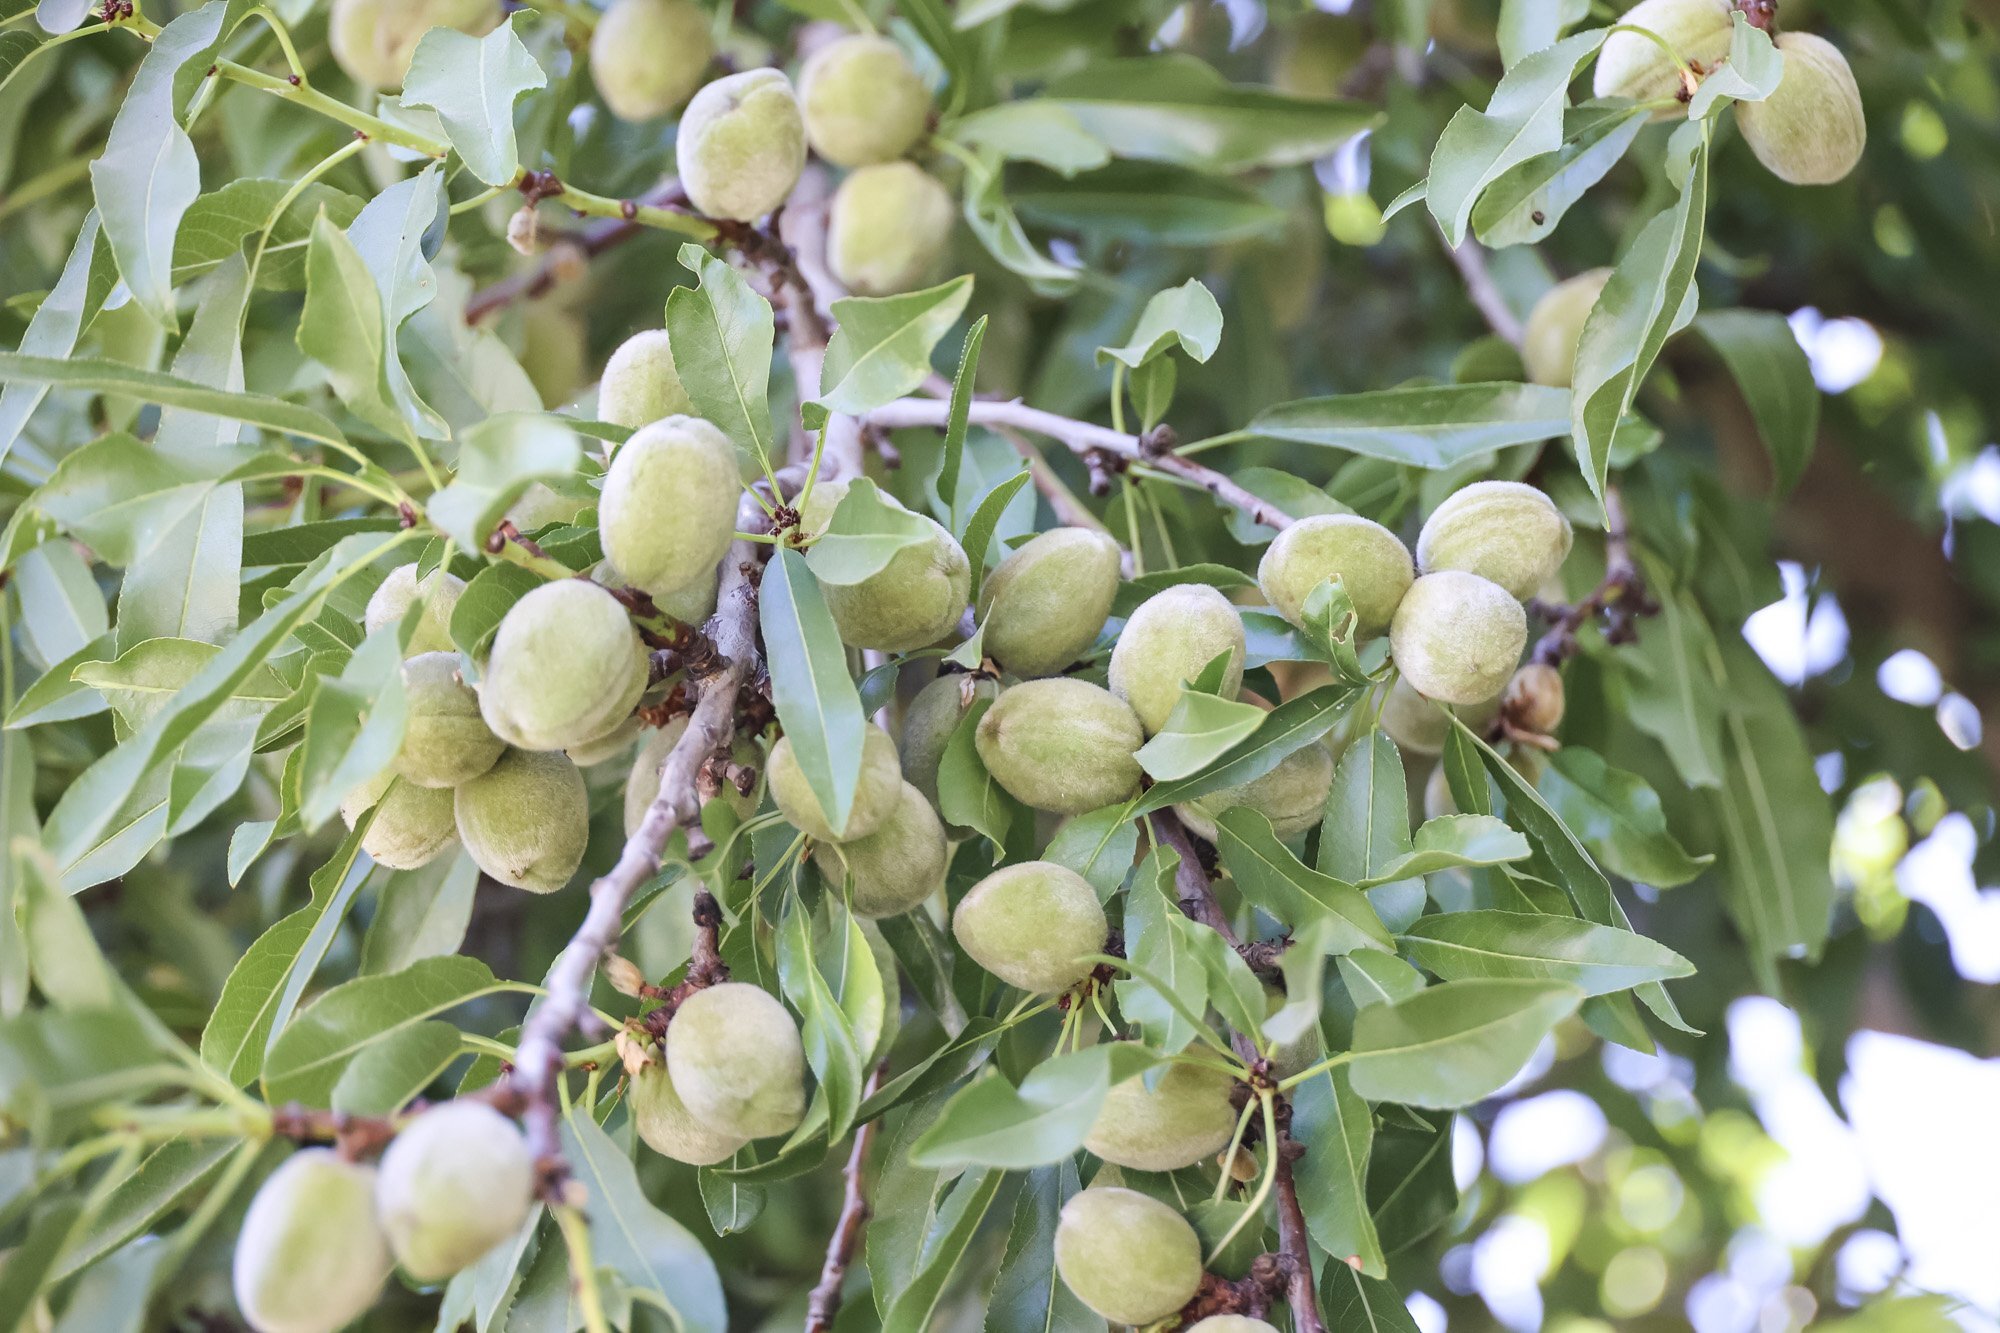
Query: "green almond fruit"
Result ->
[[665, 982, 808, 1139], [952, 860, 1107, 993], [598, 329, 695, 430], [977, 528, 1123, 677], [232, 1149, 391, 1333], [1416, 480, 1572, 600], [1390, 571, 1528, 706], [676, 68, 806, 222], [828, 162, 956, 297], [342, 773, 458, 871], [589, 0, 713, 122], [1736, 32, 1866, 186], [899, 672, 998, 814], [1052, 1187, 1204, 1326], [1377, 674, 1502, 757], [812, 780, 947, 919], [975, 678, 1143, 815], [633, 1059, 751, 1165], [396, 652, 504, 788], [477, 579, 649, 752], [768, 723, 902, 841], [1591, 0, 1735, 114], [1522, 268, 1612, 389], [1256, 513, 1413, 637], [329, 0, 497, 90], [375, 1101, 534, 1281], [1108, 583, 1246, 736], [600, 415, 742, 599], [365, 563, 465, 658], [1083, 1060, 1240, 1172], [798, 34, 932, 168], [455, 749, 590, 892], [1186, 1319, 1283, 1333]]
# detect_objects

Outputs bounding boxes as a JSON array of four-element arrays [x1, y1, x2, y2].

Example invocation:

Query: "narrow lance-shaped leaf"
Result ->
[[815, 276, 975, 419], [1345, 978, 1584, 1108], [400, 16, 547, 186], [759, 549, 867, 838], [1215, 806, 1393, 950], [0, 211, 98, 463], [1694, 309, 1820, 493], [1246, 383, 1572, 469], [1400, 910, 1695, 995], [666, 243, 776, 470]]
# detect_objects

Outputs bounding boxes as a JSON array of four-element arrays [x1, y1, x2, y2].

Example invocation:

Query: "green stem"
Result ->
[[1608, 23, 1698, 81], [246, 137, 369, 289], [1203, 1092, 1278, 1262], [215, 59, 450, 157], [0, 155, 94, 224], [1173, 429, 1253, 457], [555, 1202, 616, 1333], [1211, 1097, 1258, 1203], [1276, 1048, 1351, 1092], [555, 182, 719, 243], [492, 537, 577, 581], [1109, 363, 1127, 438]]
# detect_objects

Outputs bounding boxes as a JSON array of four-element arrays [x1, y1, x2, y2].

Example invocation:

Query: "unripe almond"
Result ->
[[328, 0, 498, 90], [396, 652, 505, 788], [768, 723, 903, 841], [676, 69, 807, 222], [1083, 1060, 1239, 1171], [567, 714, 642, 768], [1591, 0, 1735, 114], [1188, 1319, 1283, 1333], [1522, 269, 1612, 389], [342, 773, 458, 870], [899, 672, 998, 814], [665, 982, 807, 1139], [454, 749, 590, 892], [1176, 739, 1334, 843], [975, 678, 1143, 814], [798, 35, 932, 168], [1108, 583, 1246, 736], [633, 1059, 751, 1165], [1378, 675, 1501, 757], [1052, 1187, 1203, 1326], [477, 580, 649, 752], [1257, 513, 1414, 636], [375, 1102, 534, 1281], [1735, 32, 1866, 185], [976, 528, 1123, 677], [598, 329, 695, 430], [1416, 480, 1572, 600], [828, 163, 956, 297], [589, 0, 713, 122], [812, 780, 947, 919], [802, 481, 970, 652], [365, 563, 465, 658], [232, 1149, 391, 1333], [1390, 571, 1528, 706], [952, 860, 1107, 992], [600, 415, 741, 599]]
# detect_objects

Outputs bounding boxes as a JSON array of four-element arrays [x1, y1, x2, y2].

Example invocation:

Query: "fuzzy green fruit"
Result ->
[[1736, 32, 1866, 185], [899, 672, 998, 813], [478, 580, 649, 751], [396, 652, 504, 788], [1176, 740, 1333, 843], [1052, 1187, 1204, 1326], [1591, 0, 1734, 112], [657, 570, 719, 627], [342, 773, 457, 870], [677, 68, 806, 221], [1416, 480, 1573, 600], [1390, 571, 1528, 706], [1522, 268, 1612, 389], [828, 163, 955, 297], [1108, 583, 1246, 735], [768, 723, 902, 841], [1084, 1061, 1239, 1171], [454, 749, 590, 892], [600, 416, 741, 598], [1377, 674, 1501, 757], [232, 1149, 391, 1333], [590, 0, 713, 121], [599, 329, 695, 430], [633, 1059, 751, 1165], [568, 714, 642, 767], [952, 860, 1107, 992], [812, 780, 947, 918], [975, 678, 1143, 814], [366, 563, 465, 657], [976, 528, 1123, 677], [375, 1102, 534, 1281], [520, 305, 588, 409], [1257, 513, 1414, 636], [1187, 1319, 1282, 1333], [801, 482, 970, 651], [329, 0, 498, 89], [666, 982, 807, 1138], [798, 35, 932, 167]]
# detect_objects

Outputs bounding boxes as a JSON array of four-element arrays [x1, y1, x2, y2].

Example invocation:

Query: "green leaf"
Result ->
[[400, 16, 547, 187], [0, 353, 349, 451], [1400, 910, 1694, 995], [1614, 565, 1727, 788], [1097, 279, 1223, 368], [1498, 0, 1591, 67], [345, 165, 451, 443], [959, 152, 1084, 296], [1570, 139, 1707, 505], [802, 478, 935, 586], [72, 638, 285, 732], [986, 1163, 1094, 1333], [1338, 950, 1428, 1008], [299, 214, 406, 442], [1693, 309, 1819, 492], [1540, 746, 1712, 887], [1115, 845, 1208, 1053], [1471, 103, 1649, 248], [0, 212, 98, 462], [1222, 468, 1348, 545], [1261, 915, 1343, 1046], [879, 1168, 1008, 1333], [1359, 814, 1533, 885], [359, 850, 480, 975], [562, 1112, 728, 1333], [1012, 163, 1285, 245], [30, 433, 284, 567], [174, 177, 365, 290], [666, 243, 775, 470], [1039, 55, 1379, 172], [1319, 730, 1423, 933], [1427, 29, 1609, 245], [908, 1042, 1159, 1169], [50, 1137, 237, 1280], [816, 277, 975, 418], [88, 3, 231, 328], [1135, 689, 1268, 781], [1112, 564, 1260, 618], [931, 316, 986, 530], [1320, 1263, 1421, 1332], [1215, 807, 1393, 950], [294, 628, 409, 831], [935, 696, 1021, 851], [957, 470, 1030, 606], [1345, 978, 1583, 1108], [1247, 383, 1572, 467], [1685, 15, 1783, 117], [449, 561, 542, 662], [261, 954, 508, 1106], [760, 549, 867, 838], [1044, 803, 1139, 899], [427, 413, 583, 551], [775, 895, 879, 1141], [946, 103, 1110, 175], [1292, 1040, 1384, 1276], [330, 1019, 462, 1115]]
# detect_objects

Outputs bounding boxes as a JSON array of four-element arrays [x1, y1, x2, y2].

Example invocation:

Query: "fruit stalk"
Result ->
[[804, 1062, 888, 1332]]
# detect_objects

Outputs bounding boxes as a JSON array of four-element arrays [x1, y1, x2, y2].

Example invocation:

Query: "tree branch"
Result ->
[[1527, 484, 1655, 665], [778, 165, 864, 480], [865, 398, 1293, 532], [1437, 228, 1525, 350], [1274, 1149, 1327, 1333], [805, 1062, 887, 1333]]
